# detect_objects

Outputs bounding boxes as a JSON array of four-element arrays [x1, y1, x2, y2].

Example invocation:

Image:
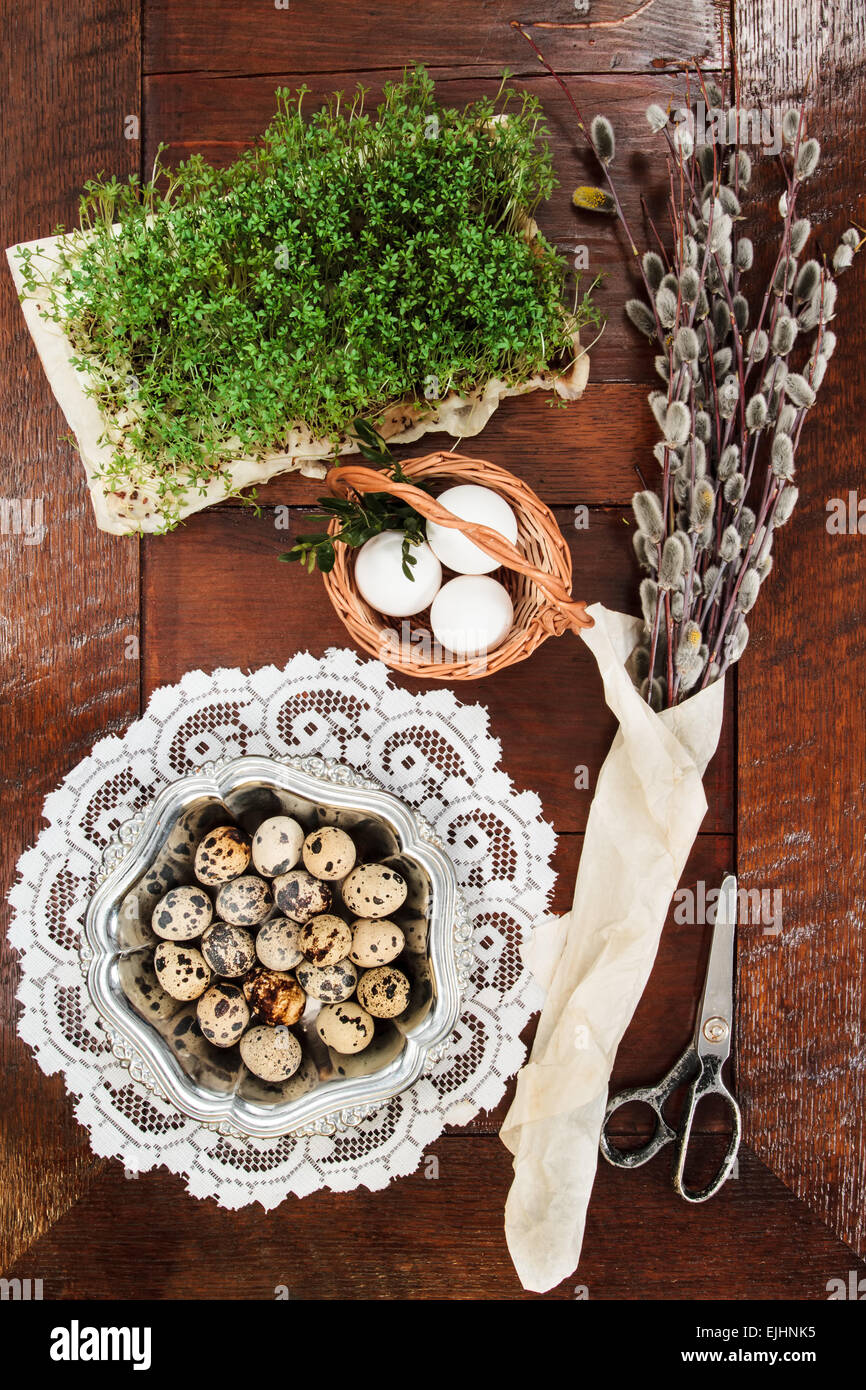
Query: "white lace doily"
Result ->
[[7, 649, 552, 1208]]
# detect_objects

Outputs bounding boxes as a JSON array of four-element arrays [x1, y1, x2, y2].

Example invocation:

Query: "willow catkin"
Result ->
[[658, 534, 685, 589]]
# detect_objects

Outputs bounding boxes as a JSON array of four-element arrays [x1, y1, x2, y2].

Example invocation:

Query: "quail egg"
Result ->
[[272, 869, 333, 923], [214, 874, 273, 927], [194, 824, 251, 885], [295, 956, 358, 1003], [243, 966, 306, 1026], [301, 826, 357, 880], [315, 1001, 375, 1054], [196, 981, 250, 1047], [151, 884, 213, 941], [153, 941, 212, 1001], [349, 917, 405, 968], [200, 921, 256, 978], [341, 863, 408, 918], [255, 916, 305, 971], [251, 815, 305, 878], [240, 1024, 302, 1082], [356, 965, 411, 1019], [300, 913, 353, 968]]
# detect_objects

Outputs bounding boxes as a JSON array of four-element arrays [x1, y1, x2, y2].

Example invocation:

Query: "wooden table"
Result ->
[[1, 0, 864, 1300]]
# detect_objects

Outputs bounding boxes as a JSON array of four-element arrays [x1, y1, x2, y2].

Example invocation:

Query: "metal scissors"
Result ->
[[599, 874, 742, 1203]]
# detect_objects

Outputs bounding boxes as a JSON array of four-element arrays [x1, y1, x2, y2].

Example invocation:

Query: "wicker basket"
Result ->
[[321, 451, 593, 680]]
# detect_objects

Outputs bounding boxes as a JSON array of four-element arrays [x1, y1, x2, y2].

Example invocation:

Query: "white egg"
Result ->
[[425, 484, 519, 575], [354, 530, 442, 617], [430, 575, 514, 659]]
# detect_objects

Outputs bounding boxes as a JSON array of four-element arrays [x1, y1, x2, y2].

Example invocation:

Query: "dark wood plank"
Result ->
[[144, 1, 720, 79], [222, 383, 659, 510], [140, 504, 736, 835], [0, 0, 140, 1272], [4, 1139, 859, 1300], [143, 70, 696, 381], [453, 830, 736, 1135], [735, 0, 866, 1260]]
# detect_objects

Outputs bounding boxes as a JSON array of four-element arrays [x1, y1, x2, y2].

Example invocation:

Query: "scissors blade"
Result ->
[[694, 873, 737, 1061]]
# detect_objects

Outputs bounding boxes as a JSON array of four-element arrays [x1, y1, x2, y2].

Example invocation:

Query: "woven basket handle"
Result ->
[[326, 461, 594, 633]]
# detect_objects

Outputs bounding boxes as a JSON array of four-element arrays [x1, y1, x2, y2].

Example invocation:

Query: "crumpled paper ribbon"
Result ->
[[501, 604, 726, 1292]]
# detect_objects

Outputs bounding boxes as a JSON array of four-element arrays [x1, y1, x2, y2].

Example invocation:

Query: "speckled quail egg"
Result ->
[[296, 956, 358, 1003], [200, 921, 256, 978], [151, 884, 214, 941], [194, 824, 252, 885], [356, 965, 411, 1019], [240, 1024, 302, 1083], [153, 941, 212, 1001], [243, 966, 306, 1026], [272, 869, 333, 923], [214, 874, 273, 927], [196, 981, 250, 1047], [251, 815, 305, 878], [315, 1001, 375, 1054], [301, 826, 357, 880], [255, 916, 305, 971], [341, 863, 408, 918], [400, 913, 428, 954], [349, 917, 406, 968], [300, 913, 353, 968]]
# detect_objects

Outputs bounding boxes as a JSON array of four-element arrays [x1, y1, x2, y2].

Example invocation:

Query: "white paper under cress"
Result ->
[[500, 604, 726, 1293]]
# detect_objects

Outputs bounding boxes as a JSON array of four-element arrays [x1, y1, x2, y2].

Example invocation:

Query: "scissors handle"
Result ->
[[672, 1054, 742, 1203], [600, 1048, 698, 1169]]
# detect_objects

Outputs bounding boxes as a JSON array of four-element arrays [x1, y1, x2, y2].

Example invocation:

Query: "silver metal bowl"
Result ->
[[84, 754, 472, 1139]]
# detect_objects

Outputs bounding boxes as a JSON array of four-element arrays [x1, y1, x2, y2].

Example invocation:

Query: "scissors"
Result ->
[[599, 874, 742, 1203]]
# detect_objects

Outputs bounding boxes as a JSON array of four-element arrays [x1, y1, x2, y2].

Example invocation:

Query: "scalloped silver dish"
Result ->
[[85, 754, 472, 1139]]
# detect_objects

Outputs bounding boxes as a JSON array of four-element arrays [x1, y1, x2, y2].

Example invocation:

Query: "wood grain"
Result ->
[[222, 383, 660, 510], [139, 503, 736, 836], [143, 0, 720, 79], [0, 0, 141, 1272], [3, 1140, 859, 1300], [457, 831, 737, 1135], [735, 0, 866, 1259]]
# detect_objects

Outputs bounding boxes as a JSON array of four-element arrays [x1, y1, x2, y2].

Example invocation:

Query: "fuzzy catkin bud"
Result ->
[[748, 329, 769, 362], [726, 621, 749, 664], [646, 103, 668, 133], [703, 564, 720, 597], [781, 108, 801, 146], [690, 481, 715, 530], [694, 411, 711, 443], [724, 472, 746, 504], [675, 622, 704, 676], [649, 391, 668, 429], [788, 219, 810, 258], [655, 286, 678, 329], [745, 394, 768, 431], [642, 251, 665, 290], [736, 568, 761, 613], [658, 534, 685, 590], [736, 238, 754, 272], [718, 373, 740, 419], [795, 260, 821, 302], [737, 506, 757, 541], [732, 294, 749, 331], [719, 525, 742, 563], [673, 122, 694, 159], [591, 116, 616, 165], [832, 243, 853, 273], [633, 490, 665, 543], [771, 433, 795, 479], [774, 485, 798, 525], [679, 267, 700, 304], [633, 530, 658, 571], [626, 298, 656, 337], [719, 444, 740, 480], [639, 577, 659, 625], [664, 400, 691, 446], [713, 346, 733, 378], [772, 315, 798, 357], [795, 138, 820, 179], [675, 326, 700, 363], [785, 372, 816, 409], [776, 404, 797, 434]]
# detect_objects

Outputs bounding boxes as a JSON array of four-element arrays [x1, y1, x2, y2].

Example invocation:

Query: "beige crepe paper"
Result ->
[[501, 604, 726, 1293]]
